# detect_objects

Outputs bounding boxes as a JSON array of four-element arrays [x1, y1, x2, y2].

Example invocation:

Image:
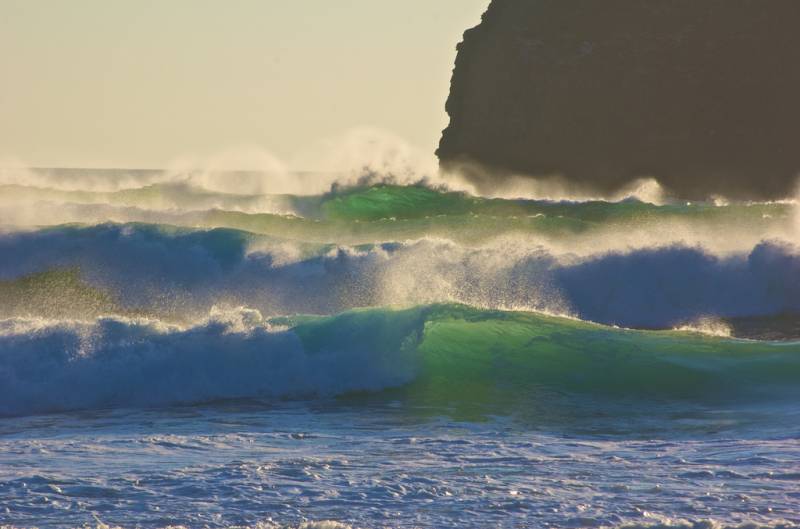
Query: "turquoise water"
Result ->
[[1, 172, 799, 528]]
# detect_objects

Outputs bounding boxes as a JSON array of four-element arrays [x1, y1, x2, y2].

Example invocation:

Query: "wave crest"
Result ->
[[1, 304, 798, 418], [0, 306, 424, 417], [2, 224, 800, 334]]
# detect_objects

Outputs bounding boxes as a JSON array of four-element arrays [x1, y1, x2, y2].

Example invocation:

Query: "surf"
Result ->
[[2, 222, 800, 335], [1, 304, 798, 419]]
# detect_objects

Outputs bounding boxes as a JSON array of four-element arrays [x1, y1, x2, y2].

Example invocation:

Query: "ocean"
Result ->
[[0, 168, 798, 528]]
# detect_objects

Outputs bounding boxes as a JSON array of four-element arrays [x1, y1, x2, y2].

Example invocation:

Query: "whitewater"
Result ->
[[1, 165, 799, 529]]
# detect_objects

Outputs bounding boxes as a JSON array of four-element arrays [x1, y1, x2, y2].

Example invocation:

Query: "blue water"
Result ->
[[1, 171, 799, 528], [2, 401, 799, 529]]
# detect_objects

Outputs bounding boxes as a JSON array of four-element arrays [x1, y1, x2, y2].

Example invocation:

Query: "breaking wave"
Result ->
[[1, 223, 800, 331], [1, 304, 799, 418], [1, 171, 800, 418]]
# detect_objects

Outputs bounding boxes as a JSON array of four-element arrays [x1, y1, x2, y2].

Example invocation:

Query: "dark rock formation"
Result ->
[[438, 0, 800, 200]]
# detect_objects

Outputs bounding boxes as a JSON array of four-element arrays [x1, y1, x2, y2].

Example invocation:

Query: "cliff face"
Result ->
[[438, 0, 800, 200]]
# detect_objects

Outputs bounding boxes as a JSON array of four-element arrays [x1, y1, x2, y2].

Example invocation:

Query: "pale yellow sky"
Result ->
[[0, 0, 488, 168]]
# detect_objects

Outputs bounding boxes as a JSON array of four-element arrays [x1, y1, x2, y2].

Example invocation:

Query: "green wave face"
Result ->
[[319, 185, 481, 220], [0, 268, 121, 319], [6, 183, 793, 244], [284, 304, 800, 428], [189, 185, 792, 247], [316, 184, 788, 222]]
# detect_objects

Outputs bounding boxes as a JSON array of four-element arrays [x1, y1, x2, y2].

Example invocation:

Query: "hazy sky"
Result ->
[[0, 0, 488, 168]]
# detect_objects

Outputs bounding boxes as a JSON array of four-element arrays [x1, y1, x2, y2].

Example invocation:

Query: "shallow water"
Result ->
[[2, 402, 799, 529]]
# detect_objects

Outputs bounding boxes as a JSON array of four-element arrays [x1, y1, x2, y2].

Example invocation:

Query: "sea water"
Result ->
[[1, 169, 799, 528]]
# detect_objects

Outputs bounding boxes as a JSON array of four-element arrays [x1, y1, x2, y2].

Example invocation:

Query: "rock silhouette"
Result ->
[[438, 0, 800, 200]]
